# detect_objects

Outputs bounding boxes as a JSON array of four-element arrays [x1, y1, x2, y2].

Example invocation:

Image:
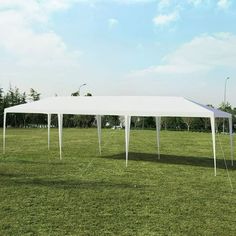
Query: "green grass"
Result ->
[[0, 128, 236, 235]]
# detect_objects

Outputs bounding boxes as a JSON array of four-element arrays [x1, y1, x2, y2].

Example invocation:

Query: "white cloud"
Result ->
[[188, 0, 204, 7], [154, 0, 231, 28], [153, 11, 179, 26], [0, 0, 74, 21], [217, 0, 230, 9], [0, 1, 81, 66], [108, 18, 119, 29], [157, 0, 170, 10], [113, 0, 154, 4], [0, 0, 83, 95], [0, 10, 81, 66], [128, 33, 236, 77]]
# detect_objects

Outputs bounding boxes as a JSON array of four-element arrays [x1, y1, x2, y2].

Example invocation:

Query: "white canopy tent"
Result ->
[[3, 96, 233, 176]]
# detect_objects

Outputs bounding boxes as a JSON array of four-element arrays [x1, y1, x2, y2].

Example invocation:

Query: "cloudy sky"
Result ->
[[0, 0, 236, 106]]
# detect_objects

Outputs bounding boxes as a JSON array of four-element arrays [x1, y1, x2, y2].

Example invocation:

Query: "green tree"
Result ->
[[3, 86, 27, 127], [67, 90, 95, 128], [218, 102, 233, 132], [182, 117, 193, 131], [26, 88, 44, 127], [28, 88, 40, 101]]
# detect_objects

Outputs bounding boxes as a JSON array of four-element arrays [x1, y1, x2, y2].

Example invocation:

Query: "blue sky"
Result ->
[[0, 0, 236, 106]]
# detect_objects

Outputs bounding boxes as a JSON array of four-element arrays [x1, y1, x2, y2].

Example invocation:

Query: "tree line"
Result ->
[[0, 86, 235, 132]]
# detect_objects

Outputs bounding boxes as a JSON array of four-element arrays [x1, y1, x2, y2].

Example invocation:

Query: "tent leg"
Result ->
[[3, 112, 6, 154], [125, 115, 131, 167], [61, 114, 63, 148], [210, 116, 217, 176], [58, 114, 63, 160], [96, 115, 102, 155], [229, 117, 234, 166], [155, 117, 161, 160], [48, 114, 51, 150]]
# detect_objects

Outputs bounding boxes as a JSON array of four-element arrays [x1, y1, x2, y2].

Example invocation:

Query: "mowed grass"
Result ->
[[0, 128, 236, 236]]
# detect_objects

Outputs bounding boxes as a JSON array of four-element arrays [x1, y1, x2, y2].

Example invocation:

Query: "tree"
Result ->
[[71, 91, 80, 96], [132, 117, 141, 129], [161, 117, 168, 130], [27, 88, 44, 127], [28, 88, 40, 102], [0, 87, 3, 104], [219, 102, 232, 113], [218, 102, 233, 132], [145, 117, 155, 129], [2, 86, 27, 127], [67, 90, 95, 128], [182, 117, 193, 131]]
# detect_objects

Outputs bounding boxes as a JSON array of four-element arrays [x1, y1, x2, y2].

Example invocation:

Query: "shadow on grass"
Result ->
[[0, 158, 67, 165], [0, 172, 34, 178], [2, 177, 144, 190], [103, 152, 235, 170]]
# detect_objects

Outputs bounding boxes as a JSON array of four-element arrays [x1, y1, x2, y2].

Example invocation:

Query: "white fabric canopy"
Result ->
[[4, 96, 231, 117], [3, 96, 233, 176]]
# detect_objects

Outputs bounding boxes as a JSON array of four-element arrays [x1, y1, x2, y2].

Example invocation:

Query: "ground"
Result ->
[[0, 128, 235, 235]]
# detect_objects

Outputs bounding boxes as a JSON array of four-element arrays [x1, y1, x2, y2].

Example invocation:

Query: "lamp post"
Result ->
[[78, 83, 87, 96], [223, 77, 230, 133]]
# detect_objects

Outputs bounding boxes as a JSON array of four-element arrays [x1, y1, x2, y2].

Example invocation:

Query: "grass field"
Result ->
[[0, 128, 236, 235]]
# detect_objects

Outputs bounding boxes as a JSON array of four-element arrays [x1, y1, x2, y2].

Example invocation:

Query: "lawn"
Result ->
[[0, 128, 236, 235]]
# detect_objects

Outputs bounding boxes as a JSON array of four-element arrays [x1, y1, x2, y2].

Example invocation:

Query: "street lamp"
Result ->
[[223, 77, 230, 133], [224, 77, 230, 104], [78, 83, 87, 96]]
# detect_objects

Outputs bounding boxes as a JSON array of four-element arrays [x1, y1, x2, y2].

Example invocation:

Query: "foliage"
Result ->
[[28, 88, 41, 102], [182, 117, 193, 131], [0, 86, 236, 131]]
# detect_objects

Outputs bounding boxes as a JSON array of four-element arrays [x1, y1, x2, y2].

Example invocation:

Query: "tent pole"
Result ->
[[96, 115, 102, 155], [155, 117, 161, 160], [61, 114, 63, 148], [47, 114, 51, 150], [125, 115, 131, 167], [210, 116, 217, 176], [3, 111, 6, 154], [58, 114, 63, 160], [229, 117, 234, 166]]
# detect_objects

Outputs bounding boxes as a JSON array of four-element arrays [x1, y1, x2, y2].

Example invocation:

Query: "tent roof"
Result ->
[[4, 96, 231, 118]]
